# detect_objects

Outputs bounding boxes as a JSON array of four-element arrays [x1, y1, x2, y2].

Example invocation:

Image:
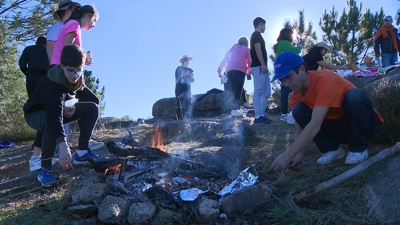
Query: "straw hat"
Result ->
[[316, 42, 332, 52], [179, 55, 193, 63]]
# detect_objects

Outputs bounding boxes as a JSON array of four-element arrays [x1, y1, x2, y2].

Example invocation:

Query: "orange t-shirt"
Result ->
[[289, 70, 384, 124]]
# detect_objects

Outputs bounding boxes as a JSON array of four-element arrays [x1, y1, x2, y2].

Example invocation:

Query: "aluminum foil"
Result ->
[[178, 165, 258, 201], [218, 164, 258, 196], [179, 188, 209, 201]]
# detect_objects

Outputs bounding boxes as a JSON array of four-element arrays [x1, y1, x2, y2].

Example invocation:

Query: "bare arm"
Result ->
[[64, 32, 76, 46], [270, 106, 329, 171], [317, 60, 350, 70], [47, 40, 56, 62]]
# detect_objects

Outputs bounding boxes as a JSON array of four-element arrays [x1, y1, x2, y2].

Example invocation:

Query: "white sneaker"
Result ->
[[317, 145, 346, 165], [345, 150, 368, 164], [286, 112, 295, 124], [89, 140, 105, 150], [29, 156, 41, 172], [231, 110, 244, 117], [29, 156, 59, 172], [280, 113, 288, 121], [243, 102, 254, 109]]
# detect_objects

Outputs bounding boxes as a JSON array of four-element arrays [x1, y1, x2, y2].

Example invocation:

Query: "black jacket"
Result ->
[[23, 65, 83, 144], [374, 26, 400, 56], [19, 45, 49, 75]]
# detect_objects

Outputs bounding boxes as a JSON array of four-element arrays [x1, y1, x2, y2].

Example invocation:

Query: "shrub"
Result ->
[[372, 80, 400, 143]]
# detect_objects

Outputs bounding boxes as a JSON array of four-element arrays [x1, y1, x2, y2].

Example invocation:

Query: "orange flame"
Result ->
[[104, 164, 122, 175], [151, 125, 164, 150]]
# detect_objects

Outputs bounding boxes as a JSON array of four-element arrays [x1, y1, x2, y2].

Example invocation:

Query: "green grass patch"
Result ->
[[0, 194, 69, 225]]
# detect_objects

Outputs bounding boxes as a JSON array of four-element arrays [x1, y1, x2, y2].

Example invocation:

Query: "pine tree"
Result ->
[[83, 71, 106, 116], [0, 20, 35, 140], [319, 0, 384, 65]]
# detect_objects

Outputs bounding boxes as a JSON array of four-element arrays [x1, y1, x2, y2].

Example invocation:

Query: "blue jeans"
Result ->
[[381, 53, 398, 68], [292, 89, 380, 153]]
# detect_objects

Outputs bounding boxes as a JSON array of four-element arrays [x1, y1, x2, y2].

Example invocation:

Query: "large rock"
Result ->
[[364, 154, 400, 224], [199, 199, 220, 220], [221, 181, 273, 218], [150, 209, 183, 225], [361, 67, 400, 108], [68, 170, 107, 204], [152, 97, 177, 119], [152, 89, 238, 119], [127, 201, 157, 224], [98, 195, 130, 224], [70, 183, 108, 205]]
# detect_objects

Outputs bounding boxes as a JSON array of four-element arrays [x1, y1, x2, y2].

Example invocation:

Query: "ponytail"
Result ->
[[66, 5, 98, 24]]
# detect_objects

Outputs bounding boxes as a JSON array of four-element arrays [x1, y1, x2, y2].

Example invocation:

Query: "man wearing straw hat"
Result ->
[[175, 55, 194, 120]]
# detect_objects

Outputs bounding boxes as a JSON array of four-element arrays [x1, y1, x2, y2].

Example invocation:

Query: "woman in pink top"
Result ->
[[50, 5, 98, 66], [218, 37, 252, 108]]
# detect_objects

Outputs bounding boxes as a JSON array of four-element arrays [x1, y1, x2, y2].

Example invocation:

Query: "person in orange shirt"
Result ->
[[269, 52, 383, 172]]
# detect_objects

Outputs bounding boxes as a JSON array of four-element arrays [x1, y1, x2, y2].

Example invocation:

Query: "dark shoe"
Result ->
[[37, 167, 56, 186], [264, 116, 272, 122], [73, 149, 98, 165], [254, 116, 271, 124], [246, 110, 255, 117]]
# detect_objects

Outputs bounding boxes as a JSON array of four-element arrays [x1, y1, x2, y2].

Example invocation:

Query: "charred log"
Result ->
[[106, 141, 227, 180]]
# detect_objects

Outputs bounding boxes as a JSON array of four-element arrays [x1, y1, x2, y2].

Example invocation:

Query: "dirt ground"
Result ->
[[0, 112, 392, 224]]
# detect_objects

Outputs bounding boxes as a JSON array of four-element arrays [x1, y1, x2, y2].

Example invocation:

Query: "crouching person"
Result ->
[[24, 44, 99, 185], [269, 52, 384, 172]]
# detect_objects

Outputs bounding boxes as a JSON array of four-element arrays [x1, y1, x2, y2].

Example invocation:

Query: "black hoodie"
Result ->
[[23, 65, 83, 144]]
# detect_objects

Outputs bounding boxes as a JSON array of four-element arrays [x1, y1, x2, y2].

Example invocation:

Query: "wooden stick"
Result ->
[[292, 142, 400, 203]]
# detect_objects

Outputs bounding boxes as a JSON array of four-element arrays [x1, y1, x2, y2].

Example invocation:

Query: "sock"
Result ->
[[261, 114, 265, 117], [77, 150, 88, 157]]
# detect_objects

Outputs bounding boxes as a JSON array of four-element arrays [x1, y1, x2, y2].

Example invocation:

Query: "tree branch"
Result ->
[[0, 0, 32, 16]]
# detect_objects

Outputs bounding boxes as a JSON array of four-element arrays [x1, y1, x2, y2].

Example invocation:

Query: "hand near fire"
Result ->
[[58, 142, 72, 169], [269, 151, 304, 172], [269, 152, 290, 172]]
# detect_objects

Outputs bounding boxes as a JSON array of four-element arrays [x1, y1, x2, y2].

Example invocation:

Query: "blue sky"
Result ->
[[31, 0, 400, 119]]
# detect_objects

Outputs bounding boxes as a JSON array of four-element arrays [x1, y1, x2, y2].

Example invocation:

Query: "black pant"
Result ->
[[26, 73, 47, 148], [292, 89, 380, 153], [175, 83, 191, 119], [280, 84, 291, 114], [224, 70, 246, 107], [25, 102, 99, 168], [31, 88, 99, 149]]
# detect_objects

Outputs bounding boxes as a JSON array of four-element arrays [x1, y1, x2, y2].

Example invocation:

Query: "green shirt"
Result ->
[[273, 40, 302, 58]]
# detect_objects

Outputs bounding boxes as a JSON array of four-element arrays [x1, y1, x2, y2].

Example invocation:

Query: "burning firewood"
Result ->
[[106, 141, 227, 180]]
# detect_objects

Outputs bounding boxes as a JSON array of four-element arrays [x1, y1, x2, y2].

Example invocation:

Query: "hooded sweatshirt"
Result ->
[[218, 44, 252, 75], [273, 40, 302, 58], [23, 65, 83, 144]]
